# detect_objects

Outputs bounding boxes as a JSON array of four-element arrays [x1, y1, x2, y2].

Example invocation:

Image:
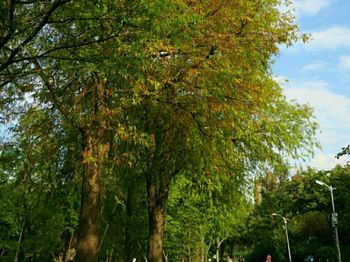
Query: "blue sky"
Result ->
[[274, 0, 350, 170]]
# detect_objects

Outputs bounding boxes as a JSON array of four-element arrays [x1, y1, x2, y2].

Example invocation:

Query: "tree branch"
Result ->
[[0, 0, 15, 50], [14, 0, 37, 4], [205, 0, 227, 18], [32, 59, 73, 125], [10, 30, 124, 65], [0, 0, 71, 73]]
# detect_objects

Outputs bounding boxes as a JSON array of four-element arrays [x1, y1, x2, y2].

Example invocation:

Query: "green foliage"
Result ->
[[0, 109, 80, 261], [164, 172, 252, 260], [0, 0, 321, 260], [247, 165, 350, 261]]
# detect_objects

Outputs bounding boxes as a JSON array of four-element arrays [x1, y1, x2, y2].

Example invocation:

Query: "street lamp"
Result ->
[[316, 180, 342, 262], [272, 213, 292, 262]]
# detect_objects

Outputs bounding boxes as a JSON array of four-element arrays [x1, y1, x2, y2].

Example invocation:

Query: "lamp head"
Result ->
[[316, 180, 325, 186]]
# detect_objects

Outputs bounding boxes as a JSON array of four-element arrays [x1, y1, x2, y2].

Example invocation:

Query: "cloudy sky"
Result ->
[[274, 0, 350, 170]]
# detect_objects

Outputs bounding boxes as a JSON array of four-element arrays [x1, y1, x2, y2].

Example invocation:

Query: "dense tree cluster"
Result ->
[[0, 1, 319, 262], [247, 165, 350, 262]]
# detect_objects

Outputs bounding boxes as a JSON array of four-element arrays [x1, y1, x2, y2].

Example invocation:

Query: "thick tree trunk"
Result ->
[[76, 80, 109, 262], [147, 171, 170, 262], [76, 131, 103, 262], [148, 205, 166, 262], [145, 100, 178, 262]]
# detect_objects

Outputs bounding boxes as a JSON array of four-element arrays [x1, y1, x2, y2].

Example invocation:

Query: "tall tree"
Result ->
[[122, 1, 319, 261], [1, 1, 319, 261], [1, 1, 205, 260]]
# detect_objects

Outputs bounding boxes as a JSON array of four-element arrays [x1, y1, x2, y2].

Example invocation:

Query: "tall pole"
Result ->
[[316, 180, 342, 262], [283, 217, 292, 262], [272, 213, 292, 262], [330, 186, 342, 262]]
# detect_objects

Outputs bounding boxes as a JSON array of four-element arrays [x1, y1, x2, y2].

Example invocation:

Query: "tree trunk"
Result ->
[[146, 171, 170, 262], [76, 131, 102, 262], [216, 238, 226, 262], [148, 205, 166, 262], [14, 217, 25, 262], [144, 100, 177, 262], [76, 79, 109, 262], [163, 250, 169, 262], [200, 225, 205, 262], [125, 183, 134, 261]]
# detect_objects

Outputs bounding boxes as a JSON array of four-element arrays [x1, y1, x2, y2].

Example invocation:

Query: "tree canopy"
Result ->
[[0, 1, 321, 261]]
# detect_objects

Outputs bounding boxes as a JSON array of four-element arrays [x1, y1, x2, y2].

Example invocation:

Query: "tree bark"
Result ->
[[76, 80, 109, 262], [147, 171, 170, 262], [144, 100, 178, 262], [148, 205, 166, 262], [76, 131, 102, 262]]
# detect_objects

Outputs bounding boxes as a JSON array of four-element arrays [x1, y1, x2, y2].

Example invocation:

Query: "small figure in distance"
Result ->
[[227, 256, 233, 262], [266, 254, 272, 262], [238, 255, 244, 262]]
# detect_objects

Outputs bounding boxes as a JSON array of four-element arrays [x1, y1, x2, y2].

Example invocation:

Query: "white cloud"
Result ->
[[285, 80, 350, 130], [284, 26, 350, 52], [338, 55, 350, 70], [298, 27, 350, 51], [309, 153, 348, 170], [283, 79, 350, 170], [294, 0, 332, 16], [310, 27, 350, 50], [302, 61, 327, 71]]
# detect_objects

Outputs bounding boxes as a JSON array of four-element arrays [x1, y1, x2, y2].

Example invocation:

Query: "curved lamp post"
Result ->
[[272, 213, 292, 262], [316, 180, 342, 262]]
